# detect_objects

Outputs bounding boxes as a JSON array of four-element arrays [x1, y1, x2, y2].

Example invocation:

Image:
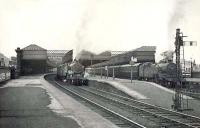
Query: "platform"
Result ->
[[0, 75, 118, 128], [185, 78, 200, 83], [88, 75, 200, 117]]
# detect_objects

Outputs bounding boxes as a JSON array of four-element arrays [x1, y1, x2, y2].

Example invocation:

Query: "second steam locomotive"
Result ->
[[57, 60, 88, 86]]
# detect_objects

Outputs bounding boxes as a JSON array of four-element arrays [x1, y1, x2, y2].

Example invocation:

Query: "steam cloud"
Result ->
[[75, 0, 98, 57], [168, 0, 188, 49]]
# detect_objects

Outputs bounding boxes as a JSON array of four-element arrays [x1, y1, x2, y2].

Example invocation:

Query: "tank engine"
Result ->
[[57, 61, 88, 86]]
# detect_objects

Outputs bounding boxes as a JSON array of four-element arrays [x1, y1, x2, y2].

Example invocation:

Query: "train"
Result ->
[[57, 61, 88, 86], [85, 62, 178, 87]]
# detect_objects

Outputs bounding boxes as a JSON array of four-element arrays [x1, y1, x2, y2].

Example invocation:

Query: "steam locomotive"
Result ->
[[57, 61, 88, 86], [85, 62, 178, 87]]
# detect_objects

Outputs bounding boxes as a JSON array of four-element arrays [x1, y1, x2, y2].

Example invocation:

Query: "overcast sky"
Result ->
[[0, 0, 200, 62]]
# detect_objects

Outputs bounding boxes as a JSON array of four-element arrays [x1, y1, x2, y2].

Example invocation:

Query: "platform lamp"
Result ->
[[90, 54, 93, 76], [190, 58, 193, 78], [130, 57, 137, 83], [90, 54, 93, 66], [105, 66, 108, 79]]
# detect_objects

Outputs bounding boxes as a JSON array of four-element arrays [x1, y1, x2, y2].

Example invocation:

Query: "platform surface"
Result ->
[[0, 75, 119, 128], [186, 78, 200, 83], [88, 75, 200, 117]]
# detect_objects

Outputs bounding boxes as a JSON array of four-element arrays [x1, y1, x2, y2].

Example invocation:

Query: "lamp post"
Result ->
[[101, 68, 102, 78], [105, 66, 108, 79], [112, 67, 115, 80], [130, 57, 137, 83], [90, 54, 93, 66], [190, 58, 193, 78]]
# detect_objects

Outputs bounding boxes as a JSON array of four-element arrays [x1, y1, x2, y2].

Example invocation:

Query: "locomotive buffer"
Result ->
[[173, 28, 197, 111]]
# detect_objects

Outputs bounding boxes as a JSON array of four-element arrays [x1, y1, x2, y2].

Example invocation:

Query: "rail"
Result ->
[[45, 74, 200, 127], [45, 75, 146, 128], [79, 86, 200, 128]]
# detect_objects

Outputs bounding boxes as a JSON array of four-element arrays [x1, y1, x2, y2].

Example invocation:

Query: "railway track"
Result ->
[[46, 75, 200, 128], [80, 86, 200, 128], [46, 75, 145, 128]]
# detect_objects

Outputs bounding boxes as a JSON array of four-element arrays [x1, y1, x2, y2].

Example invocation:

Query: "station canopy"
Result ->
[[47, 50, 73, 67]]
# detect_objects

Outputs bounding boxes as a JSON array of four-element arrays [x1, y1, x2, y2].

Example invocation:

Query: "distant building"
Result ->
[[181, 60, 193, 77], [189, 61, 200, 78], [9, 56, 17, 67], [193, 64, 200, 72], [0, 53, 9, 67], [0, 58, 5, 66]]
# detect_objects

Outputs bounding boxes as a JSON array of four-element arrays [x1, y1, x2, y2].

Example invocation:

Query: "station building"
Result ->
[[16, 44, 47, 75], [16, 44, 73, 75]]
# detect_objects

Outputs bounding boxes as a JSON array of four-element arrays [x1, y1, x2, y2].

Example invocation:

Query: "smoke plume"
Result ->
[[75, 0, 98, 57], [168, 0, 188, 49]]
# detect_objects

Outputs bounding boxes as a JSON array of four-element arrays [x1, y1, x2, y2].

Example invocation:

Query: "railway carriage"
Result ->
[[118, 63, 141, 79], [109, 65, 121, 78], [86, 62, 178, 87]]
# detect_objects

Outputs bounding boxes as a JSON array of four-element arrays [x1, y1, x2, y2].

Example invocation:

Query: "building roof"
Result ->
[[110, 46, 156, 57], [111, 51, 127, 56], [47, 50, 71, 57], [134, 46, 156, 52], [22, 44, 47, 51]]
